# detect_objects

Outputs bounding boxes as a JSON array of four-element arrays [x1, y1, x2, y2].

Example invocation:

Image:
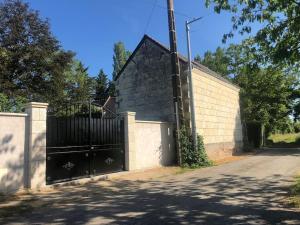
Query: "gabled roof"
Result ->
[[115, 35, 239, 89]]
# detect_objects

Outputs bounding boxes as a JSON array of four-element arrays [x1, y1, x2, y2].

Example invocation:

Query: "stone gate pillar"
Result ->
[[25, 102, 48, 189], [122, 112, 137, 171]]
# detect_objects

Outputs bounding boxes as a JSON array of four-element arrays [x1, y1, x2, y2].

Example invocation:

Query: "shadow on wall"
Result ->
[[158, 123, 175, 166], [1, 171, 299, 224], [135, 121, 175, 169], [0, 119, 46, 193], [0, 133, 22, 193], [0, 134, 15, 153], [26, 131, 46, 189], [232, 107, 243, 155]]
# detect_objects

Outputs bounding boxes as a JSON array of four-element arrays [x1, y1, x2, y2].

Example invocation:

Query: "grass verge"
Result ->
[[289, 175, 300, 208], [267, 133, 300, 147]]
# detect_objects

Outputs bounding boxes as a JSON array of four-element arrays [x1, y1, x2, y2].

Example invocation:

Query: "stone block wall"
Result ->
[[116, 38, 175, 122], [191, 69, 243, 160], [115, 35, 244, 161]]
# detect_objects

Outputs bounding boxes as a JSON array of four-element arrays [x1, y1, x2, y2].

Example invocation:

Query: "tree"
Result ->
[[194, 54, 201, 64], [112, 42, 130, 79], [0, 93, 10, 112], [68, 61, 94, 102], [107, 81, 116, 97], [44, 51, 75, 108], [294, 102, 300, 121], [0, 92, 26, 112], [205, 0, 300, 66], [0, 0, 73, 106], [195, 44, 299, 133], [194, 47, 230, 77], [110, 41, 131, 96], [225, 43, 258, 77], [292, 89, 300, 121], [234, 66, 297, 132], [94, 69, 108, 101]]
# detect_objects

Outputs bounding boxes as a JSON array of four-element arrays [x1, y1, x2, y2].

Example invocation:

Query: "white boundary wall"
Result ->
[[0, 102, 48, 193], [122, 112, 175, 171], [135, 120, 175, 169], [1, 109, 174, 193], [0, 113, 28, 193]]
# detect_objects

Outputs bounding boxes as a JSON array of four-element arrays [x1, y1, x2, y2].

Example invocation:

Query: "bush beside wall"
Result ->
[[179, 127, 213, 168]]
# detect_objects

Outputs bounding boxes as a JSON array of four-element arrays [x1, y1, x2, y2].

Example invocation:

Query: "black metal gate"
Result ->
[[46, 101, 125, 184]]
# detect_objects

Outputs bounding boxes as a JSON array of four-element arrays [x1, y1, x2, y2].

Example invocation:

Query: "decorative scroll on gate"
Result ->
[[46, 100, 125, 184]]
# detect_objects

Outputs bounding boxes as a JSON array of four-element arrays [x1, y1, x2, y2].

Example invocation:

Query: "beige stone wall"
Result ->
[[25, 102, 48, 189], [122, 112, 137, 171], [135, 121, 175, 169], [0, 113, 28, 193], [192, 68, 243, 160], [0, 102, 48, 193], [116, 38, 184, 122]]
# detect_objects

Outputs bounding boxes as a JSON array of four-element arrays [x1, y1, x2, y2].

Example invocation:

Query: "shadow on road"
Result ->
[[1, 170, 300, 225]]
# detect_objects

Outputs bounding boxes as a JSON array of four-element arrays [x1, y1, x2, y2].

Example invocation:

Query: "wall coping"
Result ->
[[136, 120, 172, 125], [0, 112, 28, 117], [25, 102, 49, 108], [120, 111, 136, 116]]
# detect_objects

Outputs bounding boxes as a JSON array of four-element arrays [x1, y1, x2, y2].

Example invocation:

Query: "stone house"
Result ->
[[115, 35, 243, 160]]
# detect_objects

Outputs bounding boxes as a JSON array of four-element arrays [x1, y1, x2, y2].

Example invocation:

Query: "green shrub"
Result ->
[[179, 127, 213, 168], [294, 122, 300, 133], [0, 93, 27, 112], [0, 93, 10, 112]]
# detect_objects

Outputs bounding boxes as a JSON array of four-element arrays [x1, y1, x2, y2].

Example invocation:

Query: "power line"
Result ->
[[140, 0, 194, 20], [143, 0, 158, 34], [189, 12, 215, 33], [155, 3, 193, 20]]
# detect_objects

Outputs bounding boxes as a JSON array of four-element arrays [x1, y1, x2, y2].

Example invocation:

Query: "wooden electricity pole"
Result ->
[[167, 0, 184, 165]]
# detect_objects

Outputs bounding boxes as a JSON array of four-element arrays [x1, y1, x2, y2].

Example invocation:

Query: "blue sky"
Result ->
[[22, 0, 258, 79]]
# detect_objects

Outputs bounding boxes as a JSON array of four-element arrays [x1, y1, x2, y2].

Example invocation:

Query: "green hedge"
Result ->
[[179, 127, 213, 168]]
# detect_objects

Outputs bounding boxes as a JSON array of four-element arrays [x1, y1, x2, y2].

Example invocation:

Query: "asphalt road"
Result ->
[[2, 148, 300, 225]]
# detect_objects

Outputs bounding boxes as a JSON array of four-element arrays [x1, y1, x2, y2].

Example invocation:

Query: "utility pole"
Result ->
[[186, 17, 202, 150], [167, 0, 184, 166]]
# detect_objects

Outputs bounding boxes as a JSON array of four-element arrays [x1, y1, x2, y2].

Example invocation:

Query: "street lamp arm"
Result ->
[[187, 17, 203, 25]]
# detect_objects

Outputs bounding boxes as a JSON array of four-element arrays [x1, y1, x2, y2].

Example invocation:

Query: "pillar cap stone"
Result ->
[[120, 111, 136, 116], [25, 102, 49, 109]]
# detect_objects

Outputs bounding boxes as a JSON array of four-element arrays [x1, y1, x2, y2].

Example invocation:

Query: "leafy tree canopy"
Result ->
[[67, 61, 94, 103], [235, 66, 297, 128], [0, 0, 73, 110], [95, 69, 109, 101], [0, 92, 26, 112], [112, 42, 131, 79], [107, 80, 116, 97], [196, 43, 299, 131], [194, 47, 230, 77], [110, 41, 131, 96], [0, 0, 122, 111], [205, 0, 300, 66]]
